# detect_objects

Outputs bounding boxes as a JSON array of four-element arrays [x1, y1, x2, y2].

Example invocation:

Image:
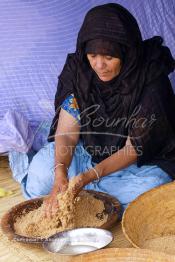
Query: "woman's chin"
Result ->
[[98, 75, 112, 82]]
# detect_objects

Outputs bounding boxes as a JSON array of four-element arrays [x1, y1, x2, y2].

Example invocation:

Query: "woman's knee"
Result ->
[[25, 143, 55, 197]]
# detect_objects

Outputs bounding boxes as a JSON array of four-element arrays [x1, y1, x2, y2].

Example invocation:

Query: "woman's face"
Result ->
[[87, 54, 122, 81]]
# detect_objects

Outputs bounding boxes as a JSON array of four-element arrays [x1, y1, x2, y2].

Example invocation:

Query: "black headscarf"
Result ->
[[48, 3, 175, 172], [85, 38, 123, 59]]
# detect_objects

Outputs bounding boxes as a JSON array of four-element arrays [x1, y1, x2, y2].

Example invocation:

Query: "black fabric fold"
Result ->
[[129, 74, 175, 177], [48, 3, 175, 177]]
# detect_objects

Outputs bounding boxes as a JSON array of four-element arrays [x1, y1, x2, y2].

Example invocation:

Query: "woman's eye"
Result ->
[[105, 56, 113, 60], [88, 54, 96, 58]]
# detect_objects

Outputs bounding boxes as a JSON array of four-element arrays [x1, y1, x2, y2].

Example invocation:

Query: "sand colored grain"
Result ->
[[14, 177, 108, 238]]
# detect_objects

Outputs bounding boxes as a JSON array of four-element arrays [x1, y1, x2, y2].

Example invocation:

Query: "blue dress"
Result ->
[[9, 94, 172, 211]]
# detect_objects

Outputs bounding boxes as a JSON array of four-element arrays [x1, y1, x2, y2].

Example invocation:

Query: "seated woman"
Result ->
[[21, 3, 175, 217]]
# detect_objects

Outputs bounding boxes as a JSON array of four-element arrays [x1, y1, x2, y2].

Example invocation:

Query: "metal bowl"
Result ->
[[42, 228, 113, 256]]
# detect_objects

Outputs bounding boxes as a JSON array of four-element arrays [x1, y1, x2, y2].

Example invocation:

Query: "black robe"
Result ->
[[48, 3, 175, 178]]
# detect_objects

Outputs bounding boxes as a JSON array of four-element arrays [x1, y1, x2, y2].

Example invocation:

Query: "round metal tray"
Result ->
[[42, 227, 113, 255]]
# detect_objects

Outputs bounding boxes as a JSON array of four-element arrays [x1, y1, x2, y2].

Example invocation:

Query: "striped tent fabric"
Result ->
[[0, 0, 174, 152]]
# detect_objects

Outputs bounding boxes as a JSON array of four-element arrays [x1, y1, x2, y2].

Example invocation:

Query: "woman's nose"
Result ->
[[95, 57, 106, 70]]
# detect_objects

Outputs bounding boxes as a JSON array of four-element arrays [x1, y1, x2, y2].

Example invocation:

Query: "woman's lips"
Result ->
[[98, 72, 109, 76]]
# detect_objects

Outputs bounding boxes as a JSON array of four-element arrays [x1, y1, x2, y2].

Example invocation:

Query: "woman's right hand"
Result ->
[[43, 175, 68, 219]]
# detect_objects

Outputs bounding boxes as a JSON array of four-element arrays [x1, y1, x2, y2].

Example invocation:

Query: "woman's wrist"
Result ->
[[81, 166, 102, 186], [54, 161, 68, 171], [54, 161, 68, 177], [50, 186, 60, 195], [53, 167, 68, 191], [55, 166, 67, 176]]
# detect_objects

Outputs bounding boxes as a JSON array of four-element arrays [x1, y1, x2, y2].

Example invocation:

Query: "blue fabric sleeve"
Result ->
[[61, 93, 80, 123]]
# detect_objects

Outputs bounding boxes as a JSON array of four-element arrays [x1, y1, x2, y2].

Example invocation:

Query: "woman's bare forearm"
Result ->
[[54, 109, 80, 178], [51, 133, 78, 193], [54, 132, 79, 171], [82, 137, 137, 185], [96, 141, 137, 176]]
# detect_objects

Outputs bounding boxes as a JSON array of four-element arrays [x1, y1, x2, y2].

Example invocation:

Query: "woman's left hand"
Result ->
[[70, 173, 86, 198], [70, 169, 96, 198]]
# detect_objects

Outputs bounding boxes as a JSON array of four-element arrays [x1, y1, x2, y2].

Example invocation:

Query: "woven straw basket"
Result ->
[[122, 182, 175, 255], [73, 248, 175, 262]]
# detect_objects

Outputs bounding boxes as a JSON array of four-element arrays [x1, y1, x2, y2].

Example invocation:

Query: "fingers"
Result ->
[[43, 198, 51, 219], [57, 177, 69, 193], [42, 180, 69, 219], [50, 198, 59, 218], [43, 199, 49, 219], [60, 183, 68, 193], [71, 177, 84, 198], [43, 196, 59, 219]]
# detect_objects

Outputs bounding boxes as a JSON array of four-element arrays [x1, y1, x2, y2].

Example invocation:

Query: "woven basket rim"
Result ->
[[75, 247, 175, 261], [122, 181, 175, 247]]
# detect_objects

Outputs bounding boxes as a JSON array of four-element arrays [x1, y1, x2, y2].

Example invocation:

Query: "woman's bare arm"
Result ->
[[55, 108, 80, 168], [79, 137, 138, 186], [44, 108, 80, 218]]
